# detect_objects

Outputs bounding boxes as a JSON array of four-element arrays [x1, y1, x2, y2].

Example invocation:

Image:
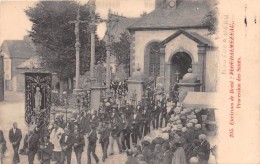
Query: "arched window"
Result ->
[[144, 42, 160, 76]]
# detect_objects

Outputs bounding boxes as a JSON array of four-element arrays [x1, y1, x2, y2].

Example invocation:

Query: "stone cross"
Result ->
[[69, 8, 87, 90], [89, 0, 96, 81]]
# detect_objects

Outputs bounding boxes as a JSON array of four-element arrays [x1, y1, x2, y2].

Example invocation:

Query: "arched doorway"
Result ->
[[144, 42, 160, 76], [170, 52, 192, 85]]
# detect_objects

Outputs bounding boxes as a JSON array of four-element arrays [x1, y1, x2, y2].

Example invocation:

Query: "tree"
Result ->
[[203, 1, 218, 35], [112, 32, 131, 76], [25, 1, 106, 93]]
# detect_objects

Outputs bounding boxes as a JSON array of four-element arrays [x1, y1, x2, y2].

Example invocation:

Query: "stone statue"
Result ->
[[34, 87, 42, 109]]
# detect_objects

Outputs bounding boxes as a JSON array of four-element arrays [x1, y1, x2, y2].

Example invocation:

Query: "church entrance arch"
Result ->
[[144, 41, 160, 76], [170, 52, 192, 85]]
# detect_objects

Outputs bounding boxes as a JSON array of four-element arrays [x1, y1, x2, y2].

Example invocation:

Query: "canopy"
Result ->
[[182, 92, 217, 109]]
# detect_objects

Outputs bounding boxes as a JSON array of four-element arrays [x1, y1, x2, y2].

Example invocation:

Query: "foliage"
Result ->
[[111, 32, 131, 75], [25, 1, 106, 80], [202, 2, 218, 35]]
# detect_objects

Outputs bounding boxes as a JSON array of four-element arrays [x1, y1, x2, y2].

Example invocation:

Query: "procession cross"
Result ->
[[69, 8, 87, 90]]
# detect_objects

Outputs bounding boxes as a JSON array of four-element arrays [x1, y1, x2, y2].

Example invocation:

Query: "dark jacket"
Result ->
[[0, 130, 7, 153], [78, 116, 91, 134], [99, 127, 111, 143], [88, 129, 98, 144], [39, 141, 54, 161], [26, 133, 39, 153], [199, 140, 211, 161], [73, 133, 85, 152], [60, 133, 75, 151], [9, 128, 22, 147]]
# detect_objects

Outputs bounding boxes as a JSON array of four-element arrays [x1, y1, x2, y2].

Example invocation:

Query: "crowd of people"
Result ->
[[0, 88, 216, 164]]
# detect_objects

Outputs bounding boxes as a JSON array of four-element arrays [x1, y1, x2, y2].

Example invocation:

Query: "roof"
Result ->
[[182, 92, 217, 109], [17, 55, 42, 69], [159, 29, 213, 46], [105, 14, 138, 42], [1, 40, 35, 59], [128, 0, 211, 30]]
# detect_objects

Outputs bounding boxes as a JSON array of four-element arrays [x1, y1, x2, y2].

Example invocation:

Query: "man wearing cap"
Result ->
[[99, 122, 110, 162], [9, 122, 22, 164], [60, 127, 75, 164], [87, 124, 99, 164]]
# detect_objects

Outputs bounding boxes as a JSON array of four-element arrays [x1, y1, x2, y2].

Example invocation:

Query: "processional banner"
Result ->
[[24, 72, 52, 126]]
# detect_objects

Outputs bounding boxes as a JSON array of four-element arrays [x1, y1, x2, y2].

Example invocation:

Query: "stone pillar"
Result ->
[[75, 42, 81, 90], [105, 43, 112, 90], [90, 86, 106, 111], [164, 62, 171, 95], [0, 54, 4, 101], [89, 0, 96, 80], [197, 44, 207, 92]]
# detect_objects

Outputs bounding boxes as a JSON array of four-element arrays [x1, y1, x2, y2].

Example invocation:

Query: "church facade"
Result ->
[[127, 0, 218, 95]]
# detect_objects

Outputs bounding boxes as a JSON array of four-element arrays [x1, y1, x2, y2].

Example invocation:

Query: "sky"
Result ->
[[0, 0, 155, 45]]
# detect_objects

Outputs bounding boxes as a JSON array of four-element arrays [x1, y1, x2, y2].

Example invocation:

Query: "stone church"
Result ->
[[127, 0, 218, 101]]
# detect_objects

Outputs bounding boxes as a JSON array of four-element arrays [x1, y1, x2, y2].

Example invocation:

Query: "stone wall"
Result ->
[[133, 28, 209, 73]]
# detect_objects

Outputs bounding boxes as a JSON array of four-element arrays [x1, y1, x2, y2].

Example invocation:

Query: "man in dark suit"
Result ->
[[90, 110, 99, 128], [130, 109, 141, 144], [99, 122, 110, 162], [152, 101, 161, 129], [87, 124, 99, 164], [38, 136, 54, 164], [9, 122, 22, 164], [77, 111, 90, 135], [26, 128, 39, 164], [121, 116, 131, 151], [109, 113, 123, 156], [60, 127, 75, 164], [73, 128, 85, 164], [141, 106, 151, 137], [160, 100, 167, 128], [198, 134, 211, 162]]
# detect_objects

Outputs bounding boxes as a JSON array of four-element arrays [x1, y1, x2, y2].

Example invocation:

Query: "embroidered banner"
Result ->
[[24, 72, 52, 126]]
